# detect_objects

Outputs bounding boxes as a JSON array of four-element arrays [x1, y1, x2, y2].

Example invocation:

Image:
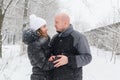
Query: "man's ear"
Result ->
[[65, 22, 69, 27], [64, 22, 67, 26]]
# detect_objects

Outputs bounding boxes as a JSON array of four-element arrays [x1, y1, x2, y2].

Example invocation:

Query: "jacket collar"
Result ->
[[58, 24, 74, 37]]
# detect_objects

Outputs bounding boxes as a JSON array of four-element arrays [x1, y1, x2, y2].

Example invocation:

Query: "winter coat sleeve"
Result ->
[[22, 29, 39, 45], [26, 36, 54, 71], [28, 50, 54, 71], [68, 32, 92, 68], [41, 59, 54, 71]]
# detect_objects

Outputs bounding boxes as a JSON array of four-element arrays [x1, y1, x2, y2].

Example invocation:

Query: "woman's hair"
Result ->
[[37, 28, 48, 38]]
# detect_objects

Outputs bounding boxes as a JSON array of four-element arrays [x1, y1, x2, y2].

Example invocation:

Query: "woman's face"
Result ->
[[39, 25, 48, 34]]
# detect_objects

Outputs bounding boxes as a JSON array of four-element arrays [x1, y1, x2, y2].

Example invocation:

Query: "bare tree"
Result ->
[[20, 0, 29, 55], [0, 0, 3, 57], [22, 0, 29, 30], [0, 0, 13, 58]]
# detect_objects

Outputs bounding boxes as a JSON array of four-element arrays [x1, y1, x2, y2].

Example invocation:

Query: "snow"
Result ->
[[2, 0, 120, 44], [83, 46, 120, 80], [0, 45, 32, 80], [1, 0, 120, 80], [0, 45, 120, 80]]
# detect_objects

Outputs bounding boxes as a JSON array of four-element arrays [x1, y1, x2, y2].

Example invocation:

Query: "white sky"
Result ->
[[59, 0, 120, 32]]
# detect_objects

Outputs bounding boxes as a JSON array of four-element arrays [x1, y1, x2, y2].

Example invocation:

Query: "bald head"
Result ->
[[55, 13, 70, 24], [54, 13, 70, 32]]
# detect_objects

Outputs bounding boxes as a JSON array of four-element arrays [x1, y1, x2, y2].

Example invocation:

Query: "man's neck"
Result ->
[[57, 31, 62, 34]]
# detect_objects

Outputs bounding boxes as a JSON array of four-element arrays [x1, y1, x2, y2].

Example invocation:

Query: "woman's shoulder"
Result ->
[[22, 28, 39, 45]]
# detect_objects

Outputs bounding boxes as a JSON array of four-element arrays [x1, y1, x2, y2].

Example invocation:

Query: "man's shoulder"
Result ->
[[71, 30, 88, 47], [71, 30, 85, 39]]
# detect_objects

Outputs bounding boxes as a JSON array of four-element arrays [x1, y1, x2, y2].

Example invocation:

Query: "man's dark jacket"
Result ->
[[49, 24, 92, 80]]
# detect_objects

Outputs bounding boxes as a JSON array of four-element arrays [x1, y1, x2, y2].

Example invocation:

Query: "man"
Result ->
[[49, 13, 92, 80]]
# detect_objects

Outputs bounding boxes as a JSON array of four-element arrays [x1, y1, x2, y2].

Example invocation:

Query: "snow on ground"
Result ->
[[0, 45, 32, 80], [84, 46, 120, 80], [0, 45, 120, 80]]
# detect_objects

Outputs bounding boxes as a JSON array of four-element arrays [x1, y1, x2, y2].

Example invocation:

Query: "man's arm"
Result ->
[[68, 34, 92, 68]]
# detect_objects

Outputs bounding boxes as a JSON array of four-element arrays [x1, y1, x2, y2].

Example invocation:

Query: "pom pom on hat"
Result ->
[[29, 14, 47, 31]]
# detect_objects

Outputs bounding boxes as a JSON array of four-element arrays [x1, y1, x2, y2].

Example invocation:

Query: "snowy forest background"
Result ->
[[0, 0, 120, 80]]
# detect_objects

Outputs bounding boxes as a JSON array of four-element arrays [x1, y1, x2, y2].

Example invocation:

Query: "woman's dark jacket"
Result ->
[[22, 29, 54, 80]]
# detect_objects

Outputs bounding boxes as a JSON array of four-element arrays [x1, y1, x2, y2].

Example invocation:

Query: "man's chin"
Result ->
[[56, 31, 62, 34]]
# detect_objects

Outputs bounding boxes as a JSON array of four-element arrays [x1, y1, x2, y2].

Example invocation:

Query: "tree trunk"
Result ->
[[0, 1, 3, 57], [20, 0, 29, 55], [23, 0, 29, 30], [0, 0, 13, 57], [0, 18, 3, 57]]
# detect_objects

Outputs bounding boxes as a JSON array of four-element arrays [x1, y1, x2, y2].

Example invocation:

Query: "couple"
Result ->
[[23, 13, 92, 80]]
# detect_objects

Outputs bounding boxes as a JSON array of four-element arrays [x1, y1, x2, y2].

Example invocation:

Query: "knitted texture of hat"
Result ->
[[29, 14, 47, 31]]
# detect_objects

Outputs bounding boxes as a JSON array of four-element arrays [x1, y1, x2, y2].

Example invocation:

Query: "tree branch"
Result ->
[[32, 0, 55, 6], [3, 0, 13, 16]]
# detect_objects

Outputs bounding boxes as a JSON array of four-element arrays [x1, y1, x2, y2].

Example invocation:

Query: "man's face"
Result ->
[[55, 17, 65, 32]]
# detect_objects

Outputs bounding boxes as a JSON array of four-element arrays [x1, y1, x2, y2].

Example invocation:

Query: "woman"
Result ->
[[22, 14, 54, 80]]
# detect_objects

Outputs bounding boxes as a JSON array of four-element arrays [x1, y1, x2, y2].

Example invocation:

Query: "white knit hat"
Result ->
[[29, 14, 47, 31]]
